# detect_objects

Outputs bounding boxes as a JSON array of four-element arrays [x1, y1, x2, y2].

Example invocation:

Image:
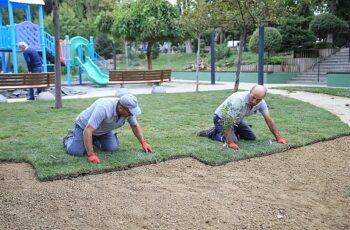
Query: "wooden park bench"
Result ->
[[0, 72, 55, 90], [108, 69, 171, 86]]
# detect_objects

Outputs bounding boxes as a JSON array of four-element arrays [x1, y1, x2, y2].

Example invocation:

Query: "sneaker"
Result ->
[[197, 127, 215, 137], [63, 129, 74, 147]]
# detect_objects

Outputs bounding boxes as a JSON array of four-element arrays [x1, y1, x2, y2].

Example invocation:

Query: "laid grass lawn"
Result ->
[[1, 90, 349, 181], [274, 86, 350, 98]]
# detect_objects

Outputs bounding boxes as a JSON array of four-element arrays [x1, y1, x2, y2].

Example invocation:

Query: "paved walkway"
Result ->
[[6, 80, 350, 126]]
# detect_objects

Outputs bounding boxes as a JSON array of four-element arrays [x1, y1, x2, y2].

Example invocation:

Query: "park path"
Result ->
[[266, 89, 350, 126]]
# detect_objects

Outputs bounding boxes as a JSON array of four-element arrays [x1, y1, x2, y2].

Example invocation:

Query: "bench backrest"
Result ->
[[109, 69, 171, 84], [0, 72, 55, 89]]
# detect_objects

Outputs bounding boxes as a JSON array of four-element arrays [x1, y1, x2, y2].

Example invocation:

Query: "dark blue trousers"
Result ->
[[208, 114, 256, 143], [28, 67, 42, 99], [64, 125, 119, 156]]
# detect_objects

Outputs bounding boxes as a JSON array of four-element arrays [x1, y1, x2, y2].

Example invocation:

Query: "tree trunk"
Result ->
[[195, 35, 200, 92], [146, 42, 153, 70], [215, 28, 224, 44], [185, 40, 192, 53], [112, 42, 117, 70], [53, 0, 62, 108], [233, 27, 246, 93], [327, 0, 337, 44], [329, 0, 336, 14], [124, 41, 129, 68]]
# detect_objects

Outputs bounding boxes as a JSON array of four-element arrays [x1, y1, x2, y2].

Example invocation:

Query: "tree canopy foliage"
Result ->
[[112, 0, 183, 69], [249, 27, 282, 54], [278, 15, 316, 51], [309, 13, 349, 41]]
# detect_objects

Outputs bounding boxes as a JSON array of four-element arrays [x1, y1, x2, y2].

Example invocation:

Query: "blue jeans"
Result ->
[[28, 66, 42, 99], [208, 114, 256, 143], [64, 124, 119, 156]]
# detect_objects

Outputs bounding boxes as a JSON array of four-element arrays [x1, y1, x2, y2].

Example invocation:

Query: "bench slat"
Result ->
[[0, 73, 55, 90], [108, 69, 171, 85]]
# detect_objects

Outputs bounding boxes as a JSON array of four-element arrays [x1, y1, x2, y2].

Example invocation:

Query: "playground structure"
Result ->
[[0, 0, 108, 86]]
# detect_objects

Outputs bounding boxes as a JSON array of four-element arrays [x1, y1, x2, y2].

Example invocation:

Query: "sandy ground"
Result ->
[[1, 136, 349, 230]]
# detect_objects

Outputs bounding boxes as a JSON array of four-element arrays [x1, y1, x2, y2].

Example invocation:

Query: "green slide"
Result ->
[[70, 36, 109, 86]]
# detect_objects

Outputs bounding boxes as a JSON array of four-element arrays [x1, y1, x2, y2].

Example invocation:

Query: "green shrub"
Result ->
[[152, 44, 160, 60], [215, 43, 233, 61], [138, 51, 146, 59], [249, 27, 282, 54], [314, 42, 335, 49], [309, 13, 349, 40], [18, 64, 26, 73], [278, 15, 316, 52]]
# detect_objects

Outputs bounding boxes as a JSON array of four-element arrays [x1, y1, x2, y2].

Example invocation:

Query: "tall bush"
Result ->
[[248, 27, 282, 55], [278, 16, 316, 52], [309, 13, 349, 41]]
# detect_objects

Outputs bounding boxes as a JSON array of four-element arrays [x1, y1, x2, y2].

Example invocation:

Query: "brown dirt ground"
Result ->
[[1, 136, 350, 230]]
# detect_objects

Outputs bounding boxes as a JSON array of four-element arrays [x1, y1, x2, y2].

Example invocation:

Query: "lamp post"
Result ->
[[257, 0, 266, 85], [258, 26, 264, 85], [210, 31, 215, 84]]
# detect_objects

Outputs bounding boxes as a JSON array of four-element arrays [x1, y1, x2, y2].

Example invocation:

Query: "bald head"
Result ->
[[248, 85, 267, 107], [250, 85, 267, 98]]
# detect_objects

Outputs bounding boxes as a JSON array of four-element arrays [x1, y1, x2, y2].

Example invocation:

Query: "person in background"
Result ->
[[18, 41, 42, 100], [63, 94, 152, 164]]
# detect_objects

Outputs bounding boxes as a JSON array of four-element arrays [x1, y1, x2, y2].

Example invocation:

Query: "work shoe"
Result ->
[[197, 127, 215, 137], [63, 129, 74, 147]]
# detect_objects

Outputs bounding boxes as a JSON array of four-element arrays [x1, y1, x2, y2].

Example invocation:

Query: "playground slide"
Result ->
[[74, 56, 109, 86], [70, 36, 109, 86]]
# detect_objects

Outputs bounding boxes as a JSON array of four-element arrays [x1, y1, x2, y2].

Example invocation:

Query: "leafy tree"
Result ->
[[309, 13, 349, 42], [95, 10, 119, 69], [210, 0, 277, 92], [44, 2, 95, 38], [112, 0, 183, 70], [180, 0, 212, 91], [278, 15, 316, 51], [249, 27, 282, 55]]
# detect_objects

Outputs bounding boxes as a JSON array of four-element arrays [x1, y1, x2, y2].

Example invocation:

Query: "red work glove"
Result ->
[[228, 142, 240, 150], [141, 140, 152, 153], [87, 153, 100, 164], [276, 137, 286, 144]]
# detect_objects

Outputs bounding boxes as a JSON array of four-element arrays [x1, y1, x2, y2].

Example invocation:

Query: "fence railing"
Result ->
[[240, 64, 299, 72], [241, 48, 339, 73]]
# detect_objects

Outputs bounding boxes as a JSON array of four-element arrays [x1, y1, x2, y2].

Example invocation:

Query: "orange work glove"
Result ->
[[141, 140, 152, 153], [276, 137, 286, 144], [87, 153, 100, 164], [228, 142, 240, 150]]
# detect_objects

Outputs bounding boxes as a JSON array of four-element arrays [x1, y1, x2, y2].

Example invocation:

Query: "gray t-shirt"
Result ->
[[214, 91, 269, 125], [75, 98, 138, 136]]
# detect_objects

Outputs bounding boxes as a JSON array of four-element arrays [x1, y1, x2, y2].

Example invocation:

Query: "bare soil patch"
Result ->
[[1, 136, 349, 229]]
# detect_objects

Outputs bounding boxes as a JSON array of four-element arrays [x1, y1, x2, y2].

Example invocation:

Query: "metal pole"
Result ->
[[210, 32, 215, 84], [38, 5, 47, 72], [258, 26, 264, 85]]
